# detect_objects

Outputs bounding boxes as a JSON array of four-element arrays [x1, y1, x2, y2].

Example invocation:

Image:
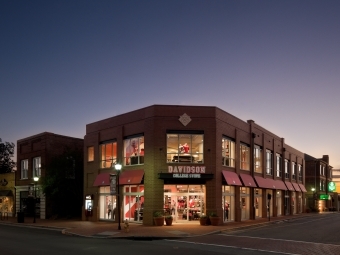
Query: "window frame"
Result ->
[[100, 141, 117, 169], [222, 137, 235, 167], [266, 150, 273, 176], [284, 159, 290, 179], [240, 143, 250, 171], [276, 153, 282, 177], [33, 157, 41, 178], [254, 145, 262, 173], [124, 135, 144, 166], [167, 132, 204, 164], [21, 159, 28, 179], [87, 146, 94, 162]]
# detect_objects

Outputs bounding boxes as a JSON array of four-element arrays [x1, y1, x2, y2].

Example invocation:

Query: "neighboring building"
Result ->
[[16, 132, 83, 219], [0, 172, 15, 217], [84, 105, 307, 225], [304, 154, 334, 211], [331, 169, 340, 193]]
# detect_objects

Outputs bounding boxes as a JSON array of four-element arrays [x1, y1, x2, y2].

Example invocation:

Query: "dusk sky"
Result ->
[[1, 1, 340, 168]]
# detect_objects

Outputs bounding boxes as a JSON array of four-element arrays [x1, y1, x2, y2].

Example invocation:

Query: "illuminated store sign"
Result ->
[[168, 166, 206, 174], [173, 174, 201, 178], [328, 182, 336, 192], [319, 194, 330, 200]]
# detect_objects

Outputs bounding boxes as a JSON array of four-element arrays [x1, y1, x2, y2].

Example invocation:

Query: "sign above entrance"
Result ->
[[168, 166, 206, 173], [158, 173, 213, 179], [319, 194, 330, 200]]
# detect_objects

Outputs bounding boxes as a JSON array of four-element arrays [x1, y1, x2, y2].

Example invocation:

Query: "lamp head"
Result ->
[[33, 176, 39, 182], [311, 187, 315, 192], [115, 163, 122, 171]]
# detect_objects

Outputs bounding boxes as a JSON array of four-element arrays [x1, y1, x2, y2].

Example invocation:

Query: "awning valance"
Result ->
[[119, 169, 144, 185], [284, 181, 295, 191], [254, 176, 275, 189], [93, 170, 144, 187], [292, 182, 301, 192], [273, 180, 287, 190], [222, 171, 242, 186], [298, 184, 307, 192], [239, 174, 257, 187]]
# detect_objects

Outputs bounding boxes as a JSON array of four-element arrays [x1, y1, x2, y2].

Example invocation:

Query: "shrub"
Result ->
[[153, 211, 164, 217]]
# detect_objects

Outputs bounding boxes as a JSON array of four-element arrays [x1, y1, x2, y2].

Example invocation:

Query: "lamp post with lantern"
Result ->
[[114, 163, 122, 230], [33, 176, 39, 223]]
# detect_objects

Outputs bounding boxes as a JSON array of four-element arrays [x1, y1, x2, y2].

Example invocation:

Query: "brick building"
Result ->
[[16, 132, 83, 219], [84, 105, 307, 225], [304, 154, 334, 211]]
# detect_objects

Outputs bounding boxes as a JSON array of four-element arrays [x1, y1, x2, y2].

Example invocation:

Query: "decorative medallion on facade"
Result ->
[[0, 179, 8, 186], [179, 113, 192, 126]]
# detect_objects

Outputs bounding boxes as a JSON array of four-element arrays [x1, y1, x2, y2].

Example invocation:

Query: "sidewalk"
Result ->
[[0, 214, 312, 239]]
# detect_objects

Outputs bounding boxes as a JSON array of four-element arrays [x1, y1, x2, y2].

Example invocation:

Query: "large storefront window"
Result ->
[[99, 186, 117, 220], [254, 188, 262, 218], [240, 144, 250, 170], [222, 186, 235, 222], [276, 191, 282, 216], [254, 145, 262, 173], [167, 133, 204, 163], [240, 187, 250, 220], [123, 185, 144, 222], [222, 137, 235, 167], [124, 136, 144, 166], [100, 141, 117, 168], [164, 185, 205, 222]]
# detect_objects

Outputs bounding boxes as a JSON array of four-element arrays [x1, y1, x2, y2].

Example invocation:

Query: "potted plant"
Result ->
[[209, 212, 220, 226], [164, 215, 173, 226], [199, 214, 208, 226], [153, 211, 164, 226]]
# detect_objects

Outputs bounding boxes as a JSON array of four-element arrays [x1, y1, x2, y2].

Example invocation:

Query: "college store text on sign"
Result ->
[[159, 166, 213, 179]]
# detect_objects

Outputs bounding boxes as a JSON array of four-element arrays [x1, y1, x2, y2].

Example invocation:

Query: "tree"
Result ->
[[41, 147, 83, 218], [0, 138, 16, 173]]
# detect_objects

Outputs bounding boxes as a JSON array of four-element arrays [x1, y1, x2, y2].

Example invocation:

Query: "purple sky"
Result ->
[[1, 0, 340, 168]]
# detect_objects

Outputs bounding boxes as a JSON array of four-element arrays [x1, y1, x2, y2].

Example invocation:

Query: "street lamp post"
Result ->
[[114, 163, 122, 230], [33, 176, 39, 223]]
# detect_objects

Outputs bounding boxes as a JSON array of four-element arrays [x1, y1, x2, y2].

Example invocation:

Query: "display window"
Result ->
[[99, 186, 117, 220], [100, 141, 117, 168], [123, 185, 144, 222], [166, 133, 204, 163], [164, 185, 205, 222], [222, 185, 235, 222], [124, 136, 144, 166], [222, 137, 235, 167]]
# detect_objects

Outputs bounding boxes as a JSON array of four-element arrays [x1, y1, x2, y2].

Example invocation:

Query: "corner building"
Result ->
[[84, 105, 307, 225]]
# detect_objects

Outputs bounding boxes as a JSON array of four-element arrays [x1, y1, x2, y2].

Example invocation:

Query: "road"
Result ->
[[173, 212, 340, 255], [2, 213, 340, 255]]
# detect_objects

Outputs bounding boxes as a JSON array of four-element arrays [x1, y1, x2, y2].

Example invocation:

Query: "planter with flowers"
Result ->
[[209, 212, 220, 226], [199, 214, 208, 226], [165, 215, 173, 226]]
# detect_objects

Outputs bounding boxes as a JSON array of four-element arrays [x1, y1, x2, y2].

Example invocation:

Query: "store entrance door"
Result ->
[[164, 185, 205, 223]]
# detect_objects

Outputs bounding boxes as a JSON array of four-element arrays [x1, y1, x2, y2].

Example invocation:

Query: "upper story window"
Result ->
[[320, 165, 322, 175], [88, 146, 94, 162], [291, 162, 296, 180], [240, 144, 250, 170], [167, 132, 203, 163], [322, 166, 325, 176], [266, 150, 273, 176], [276, 154, 282, 177], [284, 159, 290, 179], [222, 137, 235, 167], [124, 136, 144, 166], [298, 164, 302, 181], [21, 159, 28, 179], [254, 145, 262, 173], [33, 157, 41, 177], [100, 141, 117, 168]]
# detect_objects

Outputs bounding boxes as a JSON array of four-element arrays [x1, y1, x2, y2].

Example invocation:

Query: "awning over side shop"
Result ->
[[239, 174, 257, 187], [222, 171, 242, 186], [93, 173, 111, 186], [284, 181, 295, 191], [298, 184, 307, 192], [254, 176, 275, 189], [292, 182, 301, 192]]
